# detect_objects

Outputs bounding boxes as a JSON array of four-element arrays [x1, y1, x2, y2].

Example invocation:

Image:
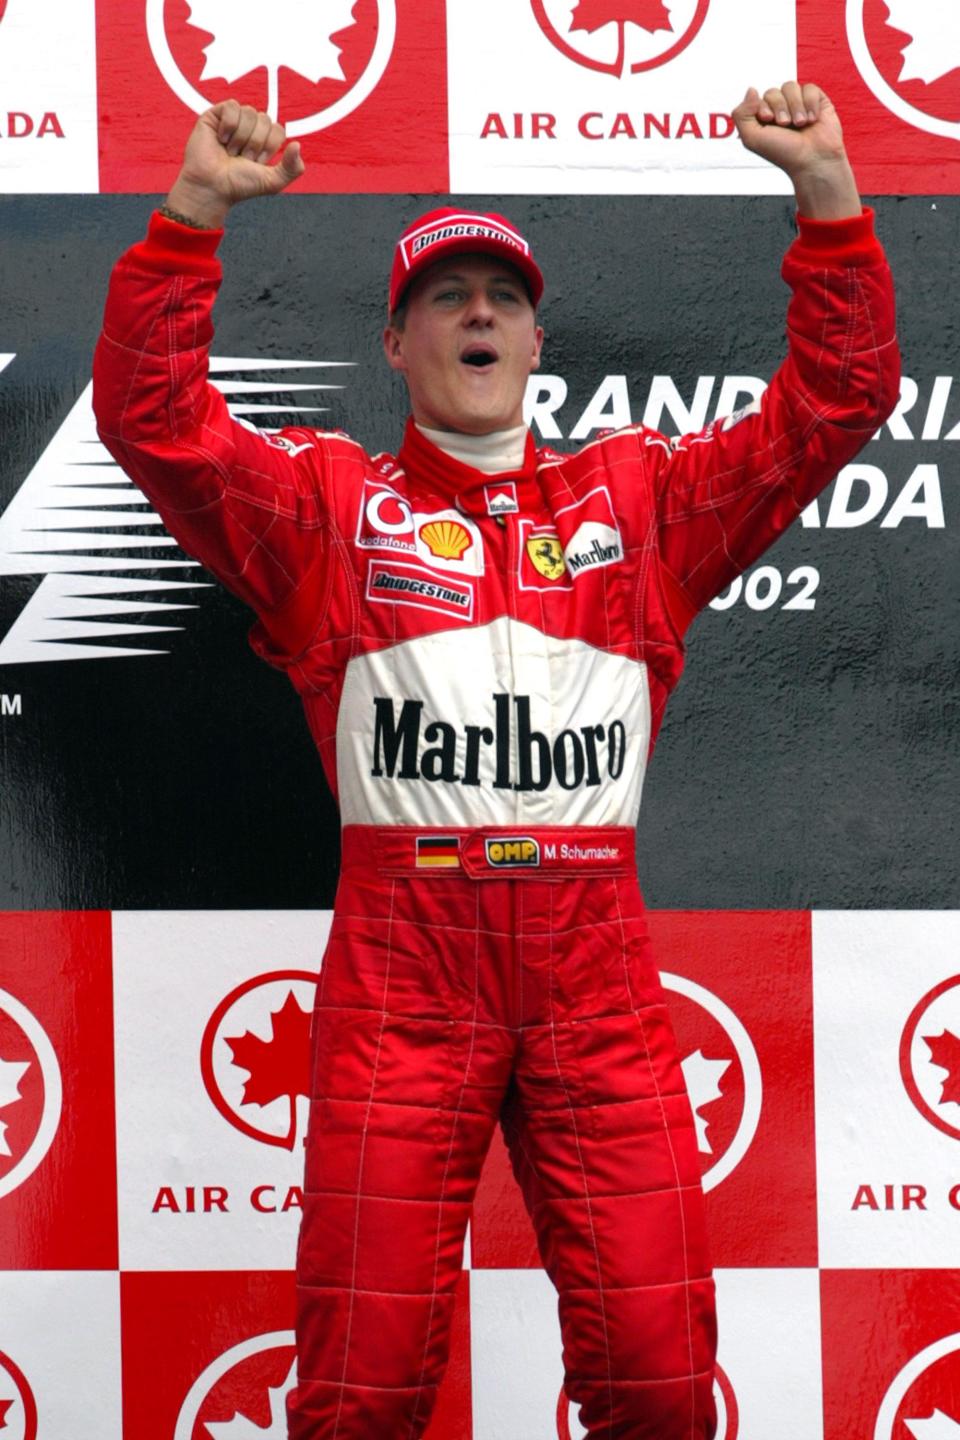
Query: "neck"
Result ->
[[417, 422, 528, 475]]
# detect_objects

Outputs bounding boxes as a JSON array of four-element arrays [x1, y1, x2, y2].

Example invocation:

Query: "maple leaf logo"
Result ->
[[570, 0, 673, 38], [905, 1410, 960, 1439], [186, 0, 360, 117], [0, 1055, 30, 1159], [204, 1358, 296, 1439], [0, 1398, 12, 1428], [884, 2, 960, 86], [225, 992, 311, 1151], [681, 1049, 730, 1154], [924, 1030, 960, 1107]]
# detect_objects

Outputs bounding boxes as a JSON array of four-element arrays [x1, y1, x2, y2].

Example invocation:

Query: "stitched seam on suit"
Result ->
[[405, 884, 483, 1437], [331, 878, 395, 1438], [614, 878, 698, 1440], [546, 884, 616, 1436]]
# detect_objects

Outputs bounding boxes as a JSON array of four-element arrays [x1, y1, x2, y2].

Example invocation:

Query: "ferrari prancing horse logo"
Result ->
[[526, 535, 566, 580]]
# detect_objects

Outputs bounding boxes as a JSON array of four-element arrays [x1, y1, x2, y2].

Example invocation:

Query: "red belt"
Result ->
[[341, 825, 636, 880]]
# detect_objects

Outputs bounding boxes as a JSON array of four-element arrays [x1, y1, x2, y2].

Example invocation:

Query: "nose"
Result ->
[[463, 287, 495, 325]]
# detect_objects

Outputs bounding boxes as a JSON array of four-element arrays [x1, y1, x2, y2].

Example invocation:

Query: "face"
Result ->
[[383, 254, 544, 435]]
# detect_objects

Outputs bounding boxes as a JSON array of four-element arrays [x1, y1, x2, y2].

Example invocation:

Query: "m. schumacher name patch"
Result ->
[[366, 561, 475, 621]]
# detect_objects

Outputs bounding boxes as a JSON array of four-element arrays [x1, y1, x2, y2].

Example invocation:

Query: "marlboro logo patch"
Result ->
[[416, 836, 461, 869]]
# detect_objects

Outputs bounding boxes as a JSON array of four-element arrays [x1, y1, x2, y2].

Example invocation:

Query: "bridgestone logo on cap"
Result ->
[[406, 221, 528, 262], [411, 224, 523, 257]]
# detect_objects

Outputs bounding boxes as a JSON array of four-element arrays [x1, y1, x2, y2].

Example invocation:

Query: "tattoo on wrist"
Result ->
[[158, 203, 218, 230]]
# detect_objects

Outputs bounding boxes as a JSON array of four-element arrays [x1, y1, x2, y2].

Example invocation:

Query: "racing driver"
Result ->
[[93, 82, 898, 1440]]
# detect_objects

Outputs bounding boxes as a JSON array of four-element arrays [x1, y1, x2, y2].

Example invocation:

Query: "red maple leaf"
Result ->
[[570, 0, 673, 36], [924, 1030, 960, 1107], [0, 1399, 11, 1428], [226, 991, 312, 1150]]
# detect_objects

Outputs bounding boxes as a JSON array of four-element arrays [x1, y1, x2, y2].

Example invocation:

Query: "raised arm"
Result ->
[[92, 105, 330, 657], [655, 83, 899, 622]]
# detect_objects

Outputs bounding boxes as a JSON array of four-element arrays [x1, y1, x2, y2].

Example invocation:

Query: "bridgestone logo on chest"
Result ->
[[371, 572, 469, 607], [371, 694, 627, 792]]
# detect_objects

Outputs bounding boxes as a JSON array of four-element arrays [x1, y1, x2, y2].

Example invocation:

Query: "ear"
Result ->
[[530, 323, 544, 374], [383, 325, 406, 373]]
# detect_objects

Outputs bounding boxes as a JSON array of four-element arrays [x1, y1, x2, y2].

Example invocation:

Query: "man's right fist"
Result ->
[[164, 100, 306, 229]]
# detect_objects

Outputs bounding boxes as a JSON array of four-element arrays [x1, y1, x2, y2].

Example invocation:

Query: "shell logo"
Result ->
[[419, 519, 473, 561]]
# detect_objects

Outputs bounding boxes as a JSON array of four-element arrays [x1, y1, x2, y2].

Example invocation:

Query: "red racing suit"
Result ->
[[93, 209, 898, 1440]]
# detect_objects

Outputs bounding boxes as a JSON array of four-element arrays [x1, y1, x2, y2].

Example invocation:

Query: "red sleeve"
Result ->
[[654, 207, 900, 620], [92, 210, 333, 659]]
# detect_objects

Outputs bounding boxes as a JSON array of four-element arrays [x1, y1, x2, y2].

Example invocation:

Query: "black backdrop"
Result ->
[[0, 195, 955, 910]]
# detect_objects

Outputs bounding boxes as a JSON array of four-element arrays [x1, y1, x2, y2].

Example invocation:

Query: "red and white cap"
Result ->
[[389, 207, 544, 313]]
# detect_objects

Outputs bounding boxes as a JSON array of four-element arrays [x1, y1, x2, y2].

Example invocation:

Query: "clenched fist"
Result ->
[[733, 82, 861, 220], [165, 100, 306, 229]]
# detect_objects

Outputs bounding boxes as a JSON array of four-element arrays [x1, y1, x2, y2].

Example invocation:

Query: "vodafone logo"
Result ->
[[875, 1332, 960, 1440], [557, 1363, 739, 1438], [199, 971, 316, 1151], [660, 972, 762, 1193], [0, 990, 62, 1200], [0, 1350, 38, 1440], [174, 1331, 296, 1440], [356, 480, 486, 576], [146, 0, 396, 135], [531, 0, 710, 77], [900, 976, 960, 1143], [847, 0, 960, 140]]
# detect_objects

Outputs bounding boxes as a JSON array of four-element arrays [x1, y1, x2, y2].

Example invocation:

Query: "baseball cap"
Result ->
[[389, 207, 544, 314]]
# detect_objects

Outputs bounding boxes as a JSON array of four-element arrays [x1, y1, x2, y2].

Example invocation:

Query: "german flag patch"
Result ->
[[415, 836, 460, 869]]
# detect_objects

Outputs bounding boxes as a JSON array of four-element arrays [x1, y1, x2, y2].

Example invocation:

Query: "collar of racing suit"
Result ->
[[416, 422, 528, 475], [399, 416, 542, 517]]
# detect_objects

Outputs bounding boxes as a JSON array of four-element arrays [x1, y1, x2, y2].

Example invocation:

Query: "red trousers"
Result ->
[[288, 828, 717, 1439]]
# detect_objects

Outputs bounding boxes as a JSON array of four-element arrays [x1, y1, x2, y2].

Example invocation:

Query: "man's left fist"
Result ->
[[733, 82, 846, 178]]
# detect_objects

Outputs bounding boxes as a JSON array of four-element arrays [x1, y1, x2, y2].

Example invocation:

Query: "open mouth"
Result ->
[[461, 345, 498, 369]]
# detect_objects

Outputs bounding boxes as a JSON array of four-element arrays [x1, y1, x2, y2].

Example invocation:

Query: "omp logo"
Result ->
[[900, 975, 960, 1143], [531, 0, 710, 77], [0, 989, 62, 1200], [0, 358, 350, 666], [847, 0, 960, 139], [874, 1332, 960, 1440], [484, 836, 540, 868], [174, 1332, 297, 1440], [148, 0, 396, 135], [0, 1349, 38, 1440]]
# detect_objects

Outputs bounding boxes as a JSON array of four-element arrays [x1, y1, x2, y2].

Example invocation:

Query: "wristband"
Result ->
[[158, 203, 218, 231]]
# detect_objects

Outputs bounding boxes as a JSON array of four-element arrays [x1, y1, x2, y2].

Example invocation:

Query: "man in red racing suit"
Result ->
[[93, 84, 898, 1440]]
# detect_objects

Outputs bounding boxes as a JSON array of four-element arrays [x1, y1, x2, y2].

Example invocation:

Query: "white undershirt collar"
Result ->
[[417, 422, 528, 475]]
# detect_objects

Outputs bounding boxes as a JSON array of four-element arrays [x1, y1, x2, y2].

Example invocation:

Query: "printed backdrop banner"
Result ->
[[1, 911, 960, 1438], [0, 0, 957, 191], [0, 195, 955, 911]]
